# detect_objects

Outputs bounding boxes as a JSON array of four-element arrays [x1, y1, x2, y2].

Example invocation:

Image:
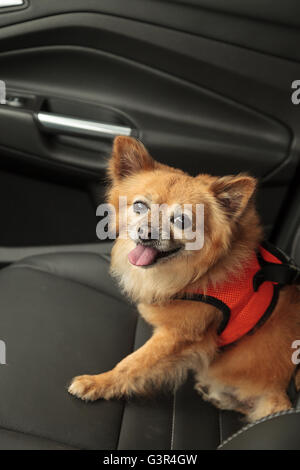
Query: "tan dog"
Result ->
[[69, 136, 300, 422]]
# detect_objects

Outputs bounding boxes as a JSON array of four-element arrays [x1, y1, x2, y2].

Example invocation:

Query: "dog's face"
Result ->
[[107, 137, 259, 303]]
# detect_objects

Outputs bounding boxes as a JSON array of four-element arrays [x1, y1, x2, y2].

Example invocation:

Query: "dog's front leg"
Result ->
[[68, 329, 190, 401]]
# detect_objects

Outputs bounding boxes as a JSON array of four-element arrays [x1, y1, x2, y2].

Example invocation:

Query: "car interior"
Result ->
[[0, 0, 300, 450]]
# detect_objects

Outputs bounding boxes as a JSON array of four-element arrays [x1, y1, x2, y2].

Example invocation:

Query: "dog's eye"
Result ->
[[133, 201, 149, 214], [172, 214, 192, 230]]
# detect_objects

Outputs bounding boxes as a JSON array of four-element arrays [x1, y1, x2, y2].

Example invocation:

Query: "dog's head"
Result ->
[[107, 136, 261, 303]]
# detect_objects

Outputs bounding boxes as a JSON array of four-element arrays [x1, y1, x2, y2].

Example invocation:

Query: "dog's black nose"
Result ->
[[138, 226, 159, 242]]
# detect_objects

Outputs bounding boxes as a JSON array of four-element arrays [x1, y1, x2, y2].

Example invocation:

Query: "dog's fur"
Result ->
[[69, 136, 300, 422]]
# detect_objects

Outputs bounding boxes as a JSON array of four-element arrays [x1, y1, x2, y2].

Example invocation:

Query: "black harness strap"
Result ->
[[180, 293, 231, 335], [253, 261, 300, 292]]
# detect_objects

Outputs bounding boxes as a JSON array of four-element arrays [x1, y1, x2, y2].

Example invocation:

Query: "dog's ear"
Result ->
[[108, 136, 156, 182], [211, 174, 256, 219]]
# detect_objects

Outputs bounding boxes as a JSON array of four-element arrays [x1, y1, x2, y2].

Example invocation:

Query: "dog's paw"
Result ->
[[68, 373, 113, 401]]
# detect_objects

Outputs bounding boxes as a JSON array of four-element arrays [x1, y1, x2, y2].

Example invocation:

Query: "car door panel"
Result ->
[[0, 0, 298, 242], [0, 45, 289, 178]]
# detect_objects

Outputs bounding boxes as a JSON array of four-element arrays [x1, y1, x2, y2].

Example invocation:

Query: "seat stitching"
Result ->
[[218, 410, 223, 445], [116, 316, 140, 450], [0, 422, 80, 450], [217, 408, 300, 449], [6, 264, 126, 304], [291, 225, 300, 260], [170, 390, 177, 450]]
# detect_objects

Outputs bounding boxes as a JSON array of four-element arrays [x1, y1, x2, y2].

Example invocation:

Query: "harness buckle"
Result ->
[[253, 260, 300, 292]]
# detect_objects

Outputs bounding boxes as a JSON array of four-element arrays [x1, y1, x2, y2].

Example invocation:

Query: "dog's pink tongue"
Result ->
[[128, 244, 158, 266]]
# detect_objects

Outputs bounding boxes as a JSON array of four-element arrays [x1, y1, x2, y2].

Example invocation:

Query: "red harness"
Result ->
[[183, 242, 300, 348]]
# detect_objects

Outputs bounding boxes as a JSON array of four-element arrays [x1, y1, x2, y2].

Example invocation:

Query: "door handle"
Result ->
[[0, 0, 24, 8], [36, 112, 133, 140]]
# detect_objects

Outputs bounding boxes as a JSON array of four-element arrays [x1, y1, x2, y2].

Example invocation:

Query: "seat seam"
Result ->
[[116, 315, 140, 450], [218, 410, 223, 445], [0, 422, 80, 450], [6, 263, 125, 304], [217, 408, 300, 449], [170, 391, 177, 450], [291, 225, 300, 260]]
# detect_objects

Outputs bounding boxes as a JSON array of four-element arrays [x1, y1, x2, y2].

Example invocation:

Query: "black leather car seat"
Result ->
[[0, 250, 298, 449]]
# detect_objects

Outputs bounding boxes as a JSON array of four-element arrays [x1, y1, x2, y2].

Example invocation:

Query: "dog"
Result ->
[[69, 136, 300, 422]]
